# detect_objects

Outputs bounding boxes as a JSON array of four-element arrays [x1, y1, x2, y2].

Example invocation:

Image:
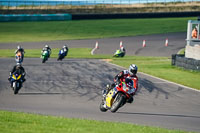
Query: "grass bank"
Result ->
[[1, 48, 199, 90], [0, 110, 194, 133], [0, 17, 196, 43]]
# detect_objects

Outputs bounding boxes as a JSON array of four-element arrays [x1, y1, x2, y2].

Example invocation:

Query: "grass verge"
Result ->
[[0, 110, 194, 133], [0, 17, 196, 43], [1, 48, 200, 90]]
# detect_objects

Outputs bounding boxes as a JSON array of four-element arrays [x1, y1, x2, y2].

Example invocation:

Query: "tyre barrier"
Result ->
[[0, 14, 72, 22], [172, 54, 200, 71]]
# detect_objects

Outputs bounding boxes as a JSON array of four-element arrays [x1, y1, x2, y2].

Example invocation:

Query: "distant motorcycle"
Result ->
[[10, 71, 24, 94], [113, 49, 125, 57], [41, 50, 49, 63], [15, 52, 23, 63], [57, 48, 68, 61], [100, 81, 132, 113]]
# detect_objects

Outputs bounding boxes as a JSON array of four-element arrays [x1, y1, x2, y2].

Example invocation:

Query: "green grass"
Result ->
[[0, 110, 194, 133], [1, 48, 200, 90], [0, 17, 196, 43], [111, 56, 200, 90], [0, 48, 111, 59], [0, 17, 199, 133]]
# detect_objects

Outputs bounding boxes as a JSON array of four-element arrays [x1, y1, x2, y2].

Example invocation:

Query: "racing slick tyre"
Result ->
[[99, 101, 108, 112], [13, 82, 19, 94], [42, 58, 46, 63]]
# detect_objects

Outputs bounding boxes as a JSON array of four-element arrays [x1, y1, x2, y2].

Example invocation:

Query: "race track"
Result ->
[[0, 33, 200, 132], [0, 32, 186, 57]]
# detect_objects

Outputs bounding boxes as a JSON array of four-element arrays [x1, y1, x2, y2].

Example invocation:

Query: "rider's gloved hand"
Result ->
[[127, 88, 136, 95]]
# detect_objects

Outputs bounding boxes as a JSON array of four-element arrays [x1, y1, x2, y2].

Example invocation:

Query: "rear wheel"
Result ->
[[110, 93, 126, 113]]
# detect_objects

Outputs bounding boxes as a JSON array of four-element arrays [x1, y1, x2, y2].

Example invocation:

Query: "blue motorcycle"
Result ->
[[10, 71, 23, 94], [57, 48, 68, 61]]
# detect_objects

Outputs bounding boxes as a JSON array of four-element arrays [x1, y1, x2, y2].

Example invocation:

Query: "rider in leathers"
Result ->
[[41, 45, 51, 58], [15, 45, 25, 61], [15, 45, 25, 55], [107, 64, 138, 103], [61, 45, 68, 57]]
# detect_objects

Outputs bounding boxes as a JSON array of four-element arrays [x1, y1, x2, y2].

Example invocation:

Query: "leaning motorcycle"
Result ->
[[100, 82, 132, 113], [113, 49, 125, 57], [10, 72, 23, 94], [15, 52, 23, 63], [57, 49, 67, 61], [41, 50, 49, 63]]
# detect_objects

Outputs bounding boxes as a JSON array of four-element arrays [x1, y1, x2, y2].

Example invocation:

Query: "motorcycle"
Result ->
[[15, 52, 23, 63], [100, 81, 132, 113], [41, 50, 49, 63], [57, 49, 68, 61], [10, 72, 23, 94], [113, 49, 125, 57]]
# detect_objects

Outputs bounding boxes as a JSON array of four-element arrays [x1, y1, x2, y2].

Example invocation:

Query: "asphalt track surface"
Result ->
[[0, 33, 200, 132], [0, 32, 186, 57]]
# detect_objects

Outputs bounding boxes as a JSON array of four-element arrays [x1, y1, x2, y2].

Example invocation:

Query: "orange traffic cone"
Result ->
[[142, 40, 146, 47], [165, 38, 168, 47], [95, 41, 99, 49], [91, 41, 99, 55], [120, 41, 123, 48]]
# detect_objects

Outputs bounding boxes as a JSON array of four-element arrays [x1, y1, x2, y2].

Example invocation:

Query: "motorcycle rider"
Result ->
[[61, 45, 68, 56], [41, 45, 51, 58], [114, 45, 126, 57], [120, 46, 126, 55], [15, 45, 25, 55], [8, 63, 26, 87], [15, 45, 25, 61], [105, 64, 138, 103]]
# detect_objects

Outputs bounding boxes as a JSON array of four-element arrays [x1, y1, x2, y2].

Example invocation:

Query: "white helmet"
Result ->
[[17, 45, 21, 49], [45, 45, 49, 48], [129, 64, 138, 75], [16, 63, 22, 67], [63, 45, 67, 48]]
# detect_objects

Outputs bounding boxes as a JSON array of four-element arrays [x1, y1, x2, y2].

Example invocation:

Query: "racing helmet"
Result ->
[[129, 64, 138, 75], [17, 45, 21, 49], [16, 63, 22, 68], [45, 45, 49, 48], [63, 45, 67, 48]]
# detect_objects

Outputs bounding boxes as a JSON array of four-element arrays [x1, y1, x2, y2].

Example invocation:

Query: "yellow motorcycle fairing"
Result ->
[[106, 88, 117, 108], [12, 74, 22, 80]]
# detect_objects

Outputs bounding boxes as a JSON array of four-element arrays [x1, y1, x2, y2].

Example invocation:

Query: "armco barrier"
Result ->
[[0, 14, 72, 22], [172, 54, 200, 71]]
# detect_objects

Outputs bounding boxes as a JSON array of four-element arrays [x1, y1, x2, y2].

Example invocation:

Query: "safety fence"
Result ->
[[0, 0, 199, 12], [172, 54, 200, 71]]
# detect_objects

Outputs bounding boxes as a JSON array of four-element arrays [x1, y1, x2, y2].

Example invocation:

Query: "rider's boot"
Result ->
[[127, 96, 134, 103]]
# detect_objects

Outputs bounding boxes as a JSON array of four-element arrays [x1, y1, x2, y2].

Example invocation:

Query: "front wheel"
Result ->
[[57, 55, 63, 61], [110, 93, 126, 113], [42, 57, 47, 63], [13, 82, 20, 94], [99, 101, 108, 112]]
